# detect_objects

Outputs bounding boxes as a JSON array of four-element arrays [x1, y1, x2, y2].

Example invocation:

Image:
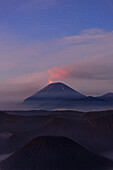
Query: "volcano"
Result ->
[[24, 82, 86, 101], [23, 82, 113, 111], [1, 136, 113, 170], [24, 82, 86, 109]]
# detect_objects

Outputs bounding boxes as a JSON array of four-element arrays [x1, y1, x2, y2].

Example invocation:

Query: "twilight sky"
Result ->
[[0, 0, 113, 104]]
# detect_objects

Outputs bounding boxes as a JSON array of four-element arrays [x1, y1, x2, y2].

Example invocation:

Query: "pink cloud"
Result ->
[[48, 67, 70, 80], [0, 28, 113, 80], [48, 53, 113, 81], [0, 28, 113, 101]]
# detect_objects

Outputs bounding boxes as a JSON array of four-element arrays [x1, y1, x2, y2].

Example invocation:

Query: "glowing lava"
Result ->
[[49, 80, 53, 84]]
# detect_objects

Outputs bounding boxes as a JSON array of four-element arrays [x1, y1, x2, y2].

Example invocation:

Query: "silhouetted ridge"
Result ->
[[98, 92, 113, 101], [1, 136, 113, 170]]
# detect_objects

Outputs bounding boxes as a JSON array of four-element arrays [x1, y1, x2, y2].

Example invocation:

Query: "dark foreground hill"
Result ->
[[1, 110, 113, 155], [1, 136, 113, 170]]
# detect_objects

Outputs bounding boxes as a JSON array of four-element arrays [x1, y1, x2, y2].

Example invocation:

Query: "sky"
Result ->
[[0, 0, 113, 104]]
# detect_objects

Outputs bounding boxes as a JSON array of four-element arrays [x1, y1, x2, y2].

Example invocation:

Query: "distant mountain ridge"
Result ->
[[97, 93, 113, 101], [23, 82, 113, 110]]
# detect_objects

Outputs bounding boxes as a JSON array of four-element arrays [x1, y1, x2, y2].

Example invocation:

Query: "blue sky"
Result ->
[[0, 0, 113, 103], [0, 0, 113, 40]]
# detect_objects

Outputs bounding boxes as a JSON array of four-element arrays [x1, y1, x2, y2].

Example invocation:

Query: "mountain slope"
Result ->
[[23, 82, 86, 110], [1, 136, 113, 170], [23, 82, 113, 110], [98, 93, 113, 101], [24, 82, 86, 101]]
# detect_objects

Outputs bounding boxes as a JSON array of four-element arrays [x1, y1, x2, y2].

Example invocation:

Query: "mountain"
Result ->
[[97, 93, 113, 101], [1, 136, 113, 170], [24, 82, 86, 101], [23, 82, 86, 110], [23, 82, 113, 111]]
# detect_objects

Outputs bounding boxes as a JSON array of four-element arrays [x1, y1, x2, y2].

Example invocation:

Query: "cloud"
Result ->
[[0, 28, 113, 80], [0, 71, 49, 102], [47, 29, 113, 81], [0, 28, 113, 101], [48, 67, 70, 80], [60, 29, 113, 47], [48, 54, 113, 81]]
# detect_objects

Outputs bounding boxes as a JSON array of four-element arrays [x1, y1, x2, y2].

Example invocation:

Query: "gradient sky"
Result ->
[[0, 0, 113, 104]]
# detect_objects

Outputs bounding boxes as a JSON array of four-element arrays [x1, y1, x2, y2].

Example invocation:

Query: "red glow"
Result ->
[[49, 80, 53, 84]]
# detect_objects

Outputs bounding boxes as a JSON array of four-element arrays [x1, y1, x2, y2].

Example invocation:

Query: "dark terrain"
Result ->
[[0, 110, 113, 154], [1, 110, 113, 169], [1, 136, 113, 170]]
